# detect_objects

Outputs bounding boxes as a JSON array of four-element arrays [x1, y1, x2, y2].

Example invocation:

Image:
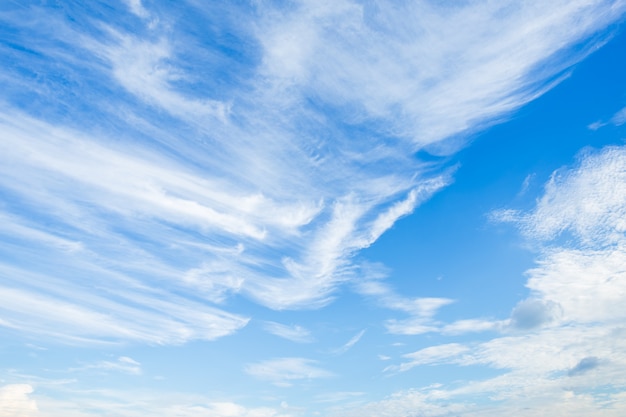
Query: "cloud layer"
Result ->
[[1, 0, 623, 346]]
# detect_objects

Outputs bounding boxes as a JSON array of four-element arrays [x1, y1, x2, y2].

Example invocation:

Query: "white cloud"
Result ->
[[1, 0, 625, 345], [0, 269, 249, 345], [91, 32, 231, 122], [183, 262, 245, 304], [123, 0, 149, 19], [357, 267, 503, 336], [387, 343, 470, 373], [263, 322, 314, 343], [441, 319, 503, 335], [518, 146, 626, 245], [332, 329, 366, 355], [0, 384, 39, 417], [71, 357, 142, 375], [610, 106, 626, 125], [256, 0, 625, 149], [383, 298, 455, 335], [588, 105, 626, 129], [244, 357, 333, 387], [357, 264, 507, 337]]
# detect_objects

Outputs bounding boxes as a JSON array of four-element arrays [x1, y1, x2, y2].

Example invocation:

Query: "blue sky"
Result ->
[[1, 1, 626, 416]]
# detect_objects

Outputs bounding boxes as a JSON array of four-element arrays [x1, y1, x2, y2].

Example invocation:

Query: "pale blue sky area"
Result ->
[[1, 1, 626, 416]]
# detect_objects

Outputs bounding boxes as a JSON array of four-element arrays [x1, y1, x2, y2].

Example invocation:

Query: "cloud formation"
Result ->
[[346, 144, 626, 416], [2, 1, 626, 417], [1, 0, 624, 346]]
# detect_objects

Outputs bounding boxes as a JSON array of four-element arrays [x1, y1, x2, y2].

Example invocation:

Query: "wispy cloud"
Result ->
[[332, 329, 366, 355], [263, 321, 314, 343], [256, 0, 624, 149], [386, 343, 470, 373], [70, 357, 142, 375], [588, 105, 626, 130], [123, 0, 149, 19], [244, 357, 333, 387], [355, 266, 454, 335], [0, 264, 249, 345], [513, 147, 626, 245], [0, 0, 624, 349]]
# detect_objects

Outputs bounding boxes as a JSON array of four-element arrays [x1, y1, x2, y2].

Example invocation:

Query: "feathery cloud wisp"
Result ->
[[0, 1, 624, 346]]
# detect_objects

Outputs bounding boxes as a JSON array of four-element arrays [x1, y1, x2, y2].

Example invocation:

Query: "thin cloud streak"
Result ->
[[332, 329, 366, 355]]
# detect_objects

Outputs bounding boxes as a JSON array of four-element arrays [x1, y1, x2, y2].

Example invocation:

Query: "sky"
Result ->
[[1, 0, 626, 416]]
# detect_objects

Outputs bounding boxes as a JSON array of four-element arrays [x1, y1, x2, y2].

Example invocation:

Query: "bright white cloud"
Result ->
[[0, 384, 39, 417], [519, 146, 626, 244], [256, 0, 626, 149]]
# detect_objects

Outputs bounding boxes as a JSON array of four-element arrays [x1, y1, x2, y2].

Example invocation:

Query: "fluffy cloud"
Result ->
[[521, 146, 626, 245], [0, 384, 39, 417]]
